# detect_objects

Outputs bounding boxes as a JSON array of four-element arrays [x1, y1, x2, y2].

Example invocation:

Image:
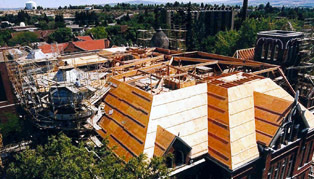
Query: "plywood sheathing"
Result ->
[[249, 78, 314, 129], [96, 77, 153, 162], [144, 83, 208, 159], [254, 91, 293, 146], [207, 83, 232, 167], [154, 125, 176, 157], [207, 72, 259, 170]]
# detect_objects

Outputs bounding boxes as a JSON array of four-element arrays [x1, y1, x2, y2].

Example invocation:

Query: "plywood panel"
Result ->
[[97, 77, 153, 163], [153, 126, 176, 157], [144, 83, 208, 159]]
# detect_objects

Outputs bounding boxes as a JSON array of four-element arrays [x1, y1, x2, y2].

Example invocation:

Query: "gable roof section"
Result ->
[[96, 77, 153, 162], [154, 125, 176, 157], [73, 39, 106, 51], [207, 72, 264, 170], [39, 40, 106, 54], [77, 36, 93, 41], [248, 78, 314, 129], [254, 91, 293, 146], [38, 43, 68, 54]]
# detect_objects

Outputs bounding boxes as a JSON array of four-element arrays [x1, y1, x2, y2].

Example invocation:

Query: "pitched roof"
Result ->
[[38, 39, 106, 54], [77, 36, 93, 41], [207, 73, 260, 170], [38, 43, 68, 54], [154, 125, 176, 157], [254, 91, 293, 146], [96, 78, 153, 162], [94, 71, 314, 170], [72, 39, 106, 51], [34, 30, 55, 39]]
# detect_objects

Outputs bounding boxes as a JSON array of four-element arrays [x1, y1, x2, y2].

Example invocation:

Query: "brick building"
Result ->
[[0, 48, 17, 123]]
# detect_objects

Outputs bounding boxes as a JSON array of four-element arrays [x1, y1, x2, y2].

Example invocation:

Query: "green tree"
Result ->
[[0, 113, 36, 144], [38, 20, 48, 30], [8, 31, 39, 46], [47, 21, 56, 29], [237, 18, 272, 49], [7, 134, 99, 178], [214, 30, 240, 56], [48, 28, 72, 43], [0, 113, 22, 139], [0, 29, 11, 46], [7, 133, 171, 178], [54, 14, 66, 28], [87, 26, 108, 39]]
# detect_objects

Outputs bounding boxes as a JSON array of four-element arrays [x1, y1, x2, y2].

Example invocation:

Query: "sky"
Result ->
[[0, 0, 312, 9], [0, 0, 231, 8]]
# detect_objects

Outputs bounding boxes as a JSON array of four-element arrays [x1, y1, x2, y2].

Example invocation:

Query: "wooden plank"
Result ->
[[112, 55, 164, 70]]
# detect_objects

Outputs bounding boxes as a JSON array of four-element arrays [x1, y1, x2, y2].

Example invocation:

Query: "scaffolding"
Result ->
[[2, 47, 162, 131], [2, 49, 110, 130]]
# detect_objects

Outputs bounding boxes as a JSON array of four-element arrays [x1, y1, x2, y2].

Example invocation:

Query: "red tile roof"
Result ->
[[72, 39, 106, 51], [39, 43, 68, 53], [39, 39, 106, 54], [77, 36, 93, 41]]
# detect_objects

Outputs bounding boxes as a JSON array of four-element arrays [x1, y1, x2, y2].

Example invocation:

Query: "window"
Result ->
[[274, 162, 280, 179], [299, 145, 307, 167], [267, 166, 274, 179], [280, 158, 287, 179], [274, 45, 279, 61], [267, 44, 272, 60], [261, 43, 267, 60], [306, 141, 313, 164], [287, 154, 295, 177], [0, 73, 7, 101]]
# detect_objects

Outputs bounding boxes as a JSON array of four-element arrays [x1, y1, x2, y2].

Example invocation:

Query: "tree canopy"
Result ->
[[48, 28, 72, 43], [7, 133, 171, 178], [86, 26, 108, 39], [8, 31, 39, 46]]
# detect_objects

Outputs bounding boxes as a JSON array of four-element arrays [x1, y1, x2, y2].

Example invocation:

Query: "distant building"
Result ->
[[10, 24, 38, 32], [166, 7, 235, 35], [85, 7, 93, 11], [66, 25, 85, 35], [0, 21, 14, 28], [38, 39, 110, 55], [25, 0, 37, 10]]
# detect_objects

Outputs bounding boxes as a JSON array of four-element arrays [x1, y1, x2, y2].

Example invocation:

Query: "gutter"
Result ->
[[168, 158, 206, 177]]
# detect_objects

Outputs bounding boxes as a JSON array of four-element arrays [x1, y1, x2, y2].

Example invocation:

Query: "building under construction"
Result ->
[[2, 47, 157, 130], [1, 30, 314, 177]]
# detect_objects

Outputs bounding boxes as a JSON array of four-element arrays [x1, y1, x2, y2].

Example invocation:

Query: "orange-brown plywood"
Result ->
[[97, 77, 153, 162]]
